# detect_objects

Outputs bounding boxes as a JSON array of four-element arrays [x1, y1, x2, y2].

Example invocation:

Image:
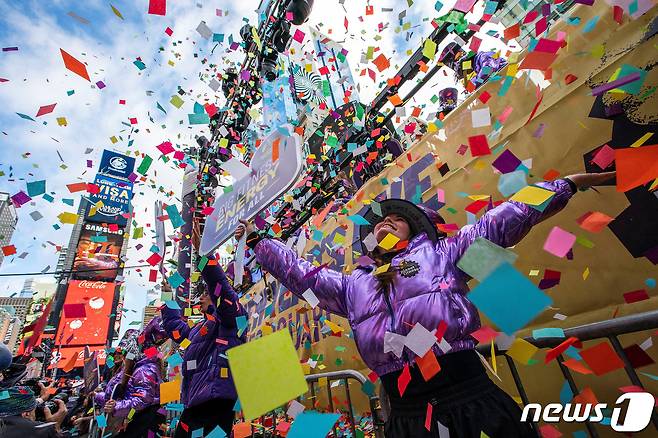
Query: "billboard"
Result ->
[[72, 222, 124, 281], [55, 280, 115, 347], [50, 345, 107, 369], [98, 150, 136, 181], [199, 126, 304, 255], [86, 174, 133, 225]]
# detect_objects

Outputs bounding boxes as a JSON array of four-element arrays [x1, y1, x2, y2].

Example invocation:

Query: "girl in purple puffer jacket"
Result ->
[[95, 317, 168, 437], [161, 257, 247, 437], [236, 172, 615, 438]]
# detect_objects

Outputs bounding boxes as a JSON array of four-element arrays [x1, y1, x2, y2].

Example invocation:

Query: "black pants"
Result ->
[[116, 404, 166, 438], [382, 350, 538, 438], [174, 398, 235, 438]]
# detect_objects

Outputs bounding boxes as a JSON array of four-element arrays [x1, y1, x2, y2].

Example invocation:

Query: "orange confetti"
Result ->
[[60, 49, 90, 81]]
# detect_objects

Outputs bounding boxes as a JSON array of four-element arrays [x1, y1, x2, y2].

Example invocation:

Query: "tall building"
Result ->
[[0, 192, 18, 267], [0, 305, 28, 354], [19, 278, 57, 300], [142, 306, 159, 327], [0, 296, 32, 324]]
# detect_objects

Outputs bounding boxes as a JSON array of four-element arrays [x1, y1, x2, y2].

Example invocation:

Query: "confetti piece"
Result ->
[[227, 330, 307, 421], [36, 103, 57, 117], [372, 53, 390, 72], [60, 49, 90, 81], [468, 135, 490, 156], [148, 0, 166, 15], [288, 412, 340, 438], [579, 341, 625, 376], [509, 185, 555, 206], [543, 226, 576, 258], [110, 4, 124, 19], [468, 263, 552, 335], [615, 145, 658, 192], [159, 379, 181, 404], [506, 338, 538, 364], [457, 237, 518, 281], [378, 233, 400, 250]]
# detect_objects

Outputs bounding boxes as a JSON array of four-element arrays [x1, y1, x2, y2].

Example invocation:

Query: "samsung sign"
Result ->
[[99, 150, 135, 180], [86, 175, 133, 225]]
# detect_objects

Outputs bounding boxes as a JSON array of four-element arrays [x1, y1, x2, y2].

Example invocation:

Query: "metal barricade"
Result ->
[[249, 369, 385, 438], [476, 310, 658, 438]]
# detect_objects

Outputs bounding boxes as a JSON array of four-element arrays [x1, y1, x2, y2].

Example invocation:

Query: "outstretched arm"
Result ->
[[237, 221, 349, 317], [439, 173, 615, 267]]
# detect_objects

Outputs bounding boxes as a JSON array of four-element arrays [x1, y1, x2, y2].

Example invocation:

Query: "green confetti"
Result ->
[[137, 155, 153, 175]]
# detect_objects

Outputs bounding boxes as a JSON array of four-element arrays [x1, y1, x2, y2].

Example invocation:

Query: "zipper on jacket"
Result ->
[[382, 284, 396, 331]]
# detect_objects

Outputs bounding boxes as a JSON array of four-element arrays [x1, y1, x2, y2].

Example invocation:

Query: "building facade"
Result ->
[[0, 192, 18, 267], [0, 306, 30, 354], [142, 305, 159, 327]]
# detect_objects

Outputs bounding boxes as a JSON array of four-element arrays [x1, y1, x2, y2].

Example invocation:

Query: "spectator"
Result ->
[[0, 386, 67, 437]]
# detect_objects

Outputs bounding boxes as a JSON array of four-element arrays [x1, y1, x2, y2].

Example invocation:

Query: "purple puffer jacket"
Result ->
[[161, 260, 247, 408], [472, 51, 507, 86], [94, 355, 161, 418], [254, 180, 574, 376]]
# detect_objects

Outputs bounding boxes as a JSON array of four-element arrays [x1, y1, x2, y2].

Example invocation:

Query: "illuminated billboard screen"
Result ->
[[73, 222, 124, 281], [55, 280, 116, 347], [85, 174, 133, 226], [50, 345, 107, 369]]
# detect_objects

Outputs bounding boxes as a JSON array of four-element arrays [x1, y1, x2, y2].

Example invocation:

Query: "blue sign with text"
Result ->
[[98, 150, 136, 180], [86, 175, 133, 225]]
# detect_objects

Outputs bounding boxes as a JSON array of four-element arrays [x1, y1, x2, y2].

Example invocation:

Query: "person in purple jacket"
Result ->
[[94, 317, 168, 437], [236, 171, 615, 438], [161, 257, 247, 437]]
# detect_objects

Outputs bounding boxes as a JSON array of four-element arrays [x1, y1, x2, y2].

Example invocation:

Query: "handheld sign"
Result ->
[[200, 126, 303, 255]]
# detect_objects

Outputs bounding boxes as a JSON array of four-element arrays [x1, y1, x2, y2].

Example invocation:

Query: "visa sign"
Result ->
[[86, 174, 133, 225]]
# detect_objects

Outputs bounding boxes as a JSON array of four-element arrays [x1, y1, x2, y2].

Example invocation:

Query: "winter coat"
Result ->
[[253, 179, 574, 376], [161, 260, 247, 408], [94, 355, 161, 418]]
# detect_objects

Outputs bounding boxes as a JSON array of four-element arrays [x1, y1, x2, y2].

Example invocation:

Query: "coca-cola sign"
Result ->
[[56, 280, 116, 347], [77, 280, 108, 289]]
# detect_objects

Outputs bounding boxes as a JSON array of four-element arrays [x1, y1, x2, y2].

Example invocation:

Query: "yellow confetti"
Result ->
[[110, 4, 124, 19], [378, 233, 400, 250], [373, 263, 391, 275], [509, 186, 555, 206], [629, 132, 654, 148], [325, 320, 344, 334], [582, 267, 590, 280], [220, 367, 229, 378], [58, 212, 78, 224], [506, 338, 538, 364], [179, 338, 191, 349]]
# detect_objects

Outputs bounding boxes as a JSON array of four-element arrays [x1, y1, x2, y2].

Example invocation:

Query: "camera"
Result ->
[[259, 49, 280, 82], [44, 391, 70, 414]]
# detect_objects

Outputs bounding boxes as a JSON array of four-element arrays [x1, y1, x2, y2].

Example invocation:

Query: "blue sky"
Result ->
[[0, 0, 504, 341]]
